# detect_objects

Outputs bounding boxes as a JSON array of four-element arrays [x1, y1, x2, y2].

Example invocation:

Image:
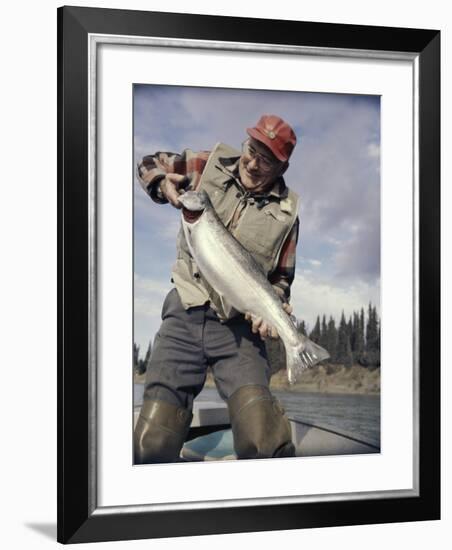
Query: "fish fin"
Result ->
[[218, 293, 239, 319], [286, 336, 330, 385]]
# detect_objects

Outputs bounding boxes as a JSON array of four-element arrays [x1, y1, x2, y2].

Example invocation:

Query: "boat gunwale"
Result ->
[[289, 416, 381, 451]]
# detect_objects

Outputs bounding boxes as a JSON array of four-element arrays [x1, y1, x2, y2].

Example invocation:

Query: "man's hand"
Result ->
[[159, 173, 189, 209], [245, 302, 293, 340]]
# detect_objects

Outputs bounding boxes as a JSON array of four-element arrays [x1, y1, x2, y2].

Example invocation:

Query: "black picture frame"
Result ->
[[57, 5, 440, 544]]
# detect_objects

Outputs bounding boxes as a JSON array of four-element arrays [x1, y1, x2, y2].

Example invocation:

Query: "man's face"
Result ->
[[238, 138, 287, 192]]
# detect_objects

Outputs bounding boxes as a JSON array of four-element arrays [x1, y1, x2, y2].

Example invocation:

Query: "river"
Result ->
[[134, 384, 380, 445]]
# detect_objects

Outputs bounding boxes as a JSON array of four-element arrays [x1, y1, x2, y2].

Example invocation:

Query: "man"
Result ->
[[134, 114, 300, 463]]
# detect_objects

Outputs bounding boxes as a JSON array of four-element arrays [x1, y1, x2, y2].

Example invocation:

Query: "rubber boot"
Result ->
[[134, 399, 193, 464], [228, 385, 295, 459]]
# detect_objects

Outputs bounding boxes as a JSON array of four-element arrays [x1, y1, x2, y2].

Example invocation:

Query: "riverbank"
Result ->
[[268, 364, 380, 394], [134, 364, 380, 395]]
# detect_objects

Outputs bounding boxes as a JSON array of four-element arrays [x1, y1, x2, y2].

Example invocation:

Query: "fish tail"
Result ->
[[286, 335, 330, 385], [285, 344, 309, 385]]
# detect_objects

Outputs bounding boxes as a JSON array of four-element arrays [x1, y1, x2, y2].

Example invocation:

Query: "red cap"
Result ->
[[246, 115, 297, 162]]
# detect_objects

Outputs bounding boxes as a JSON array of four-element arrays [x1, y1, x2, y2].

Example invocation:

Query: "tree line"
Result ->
[[134, 303, 380, 375], [133, 341, 152, 375], [298, 303, 380, 368]]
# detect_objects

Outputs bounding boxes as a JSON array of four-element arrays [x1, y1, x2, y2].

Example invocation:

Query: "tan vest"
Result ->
[[171, 143, 300, 320]]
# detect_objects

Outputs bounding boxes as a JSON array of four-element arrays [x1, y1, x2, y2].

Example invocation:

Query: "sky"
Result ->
[[133, 84, 380, 355]]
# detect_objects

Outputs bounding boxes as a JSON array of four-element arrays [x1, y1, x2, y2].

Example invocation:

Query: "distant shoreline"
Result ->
[[134, 364, 380, 396], [268, 364, 380, 394]]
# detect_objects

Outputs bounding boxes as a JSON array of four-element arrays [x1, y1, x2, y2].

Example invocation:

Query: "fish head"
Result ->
[[178, 190, 211, 223], [178, 190, 210, 211]]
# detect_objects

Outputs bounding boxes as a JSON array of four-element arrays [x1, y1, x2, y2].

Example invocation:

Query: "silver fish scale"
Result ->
[[180, 193, 329, 383]]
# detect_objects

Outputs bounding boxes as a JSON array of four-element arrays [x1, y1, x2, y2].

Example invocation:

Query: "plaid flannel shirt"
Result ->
[[137, 149, 299, 301]]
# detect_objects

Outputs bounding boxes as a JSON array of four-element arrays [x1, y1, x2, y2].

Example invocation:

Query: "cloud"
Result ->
[[299, 256, 322, 268], [133, 85, 381, 343], [134, 274, 171, 316], [290, 272, 380, 331], [308, 258, 322, 267], [332, 216, 380, 280], [134, 179, 182, 245], [367, 142, 380, 158], [133, 274, 173, 352]]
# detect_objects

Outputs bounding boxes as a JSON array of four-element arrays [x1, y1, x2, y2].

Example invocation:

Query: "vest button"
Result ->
[[236, 192, 241, 198], [194, 273, 200, 279]]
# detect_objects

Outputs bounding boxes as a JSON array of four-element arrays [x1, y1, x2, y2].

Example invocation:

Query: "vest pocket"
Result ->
[[237, 210, 287, 271]]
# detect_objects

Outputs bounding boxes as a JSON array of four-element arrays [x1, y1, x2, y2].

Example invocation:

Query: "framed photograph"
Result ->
[[57, 6, 440, 544]]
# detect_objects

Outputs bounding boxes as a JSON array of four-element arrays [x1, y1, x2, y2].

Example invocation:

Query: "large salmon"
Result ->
[[178, 190, 329, 384]]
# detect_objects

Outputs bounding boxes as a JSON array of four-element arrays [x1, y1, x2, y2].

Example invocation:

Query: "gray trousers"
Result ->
[[143, 288, 271, 409]]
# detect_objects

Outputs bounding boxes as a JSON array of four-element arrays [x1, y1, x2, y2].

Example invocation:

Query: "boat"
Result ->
[[133, 400, 380, 461]]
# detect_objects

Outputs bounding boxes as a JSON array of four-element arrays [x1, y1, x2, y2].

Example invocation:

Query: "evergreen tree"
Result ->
[[319, 315, 328, 350], [326, 316, 337, 363], [366, 303, 375, 351], [365, 303, 380, 367], [371, 305, 380, 351], [347, 316, 353, 348], [374, 320, 381, 366], [351, 311, 358, 352], [279, 305, 380, 369], [297, 320, 307, 336], [133, 343, 141, 374], [137, 339, 152, 375], [309, 315, 321, 344], [336, 312, 347, 361], [360, 307, 365, 343], [146, 340, 152, 361], [353, 310, 365, 363], [337, 312, 353, 367]]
